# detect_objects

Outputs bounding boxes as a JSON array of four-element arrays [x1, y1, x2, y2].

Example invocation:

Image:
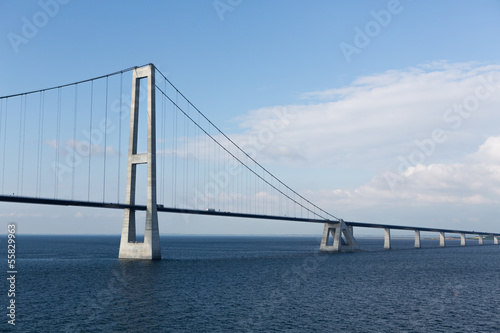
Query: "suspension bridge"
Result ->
[[0, 64, 498, 259]]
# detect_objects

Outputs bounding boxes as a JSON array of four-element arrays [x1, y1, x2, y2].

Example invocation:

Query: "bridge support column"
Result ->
[[495, 236, 499, 245], [461, 233, 466, 246], [478, 235, 483, 245], [320, 220, 360, 252], [414, 230, 421, 248], [439, 232, 445, 247], [119, 64, 161, 260], [384, 228, 391, 250]]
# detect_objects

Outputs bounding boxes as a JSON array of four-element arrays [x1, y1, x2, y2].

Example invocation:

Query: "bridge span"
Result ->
[[1, 63, 499, 259], [2, 194, 499, 254]]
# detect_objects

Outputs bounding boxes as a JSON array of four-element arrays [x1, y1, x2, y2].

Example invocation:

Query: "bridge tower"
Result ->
[[119, 64, 161, 260]]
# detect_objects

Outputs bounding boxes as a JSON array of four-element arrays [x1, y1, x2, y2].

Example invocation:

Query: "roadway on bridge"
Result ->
[[2, 195, 499, 237]]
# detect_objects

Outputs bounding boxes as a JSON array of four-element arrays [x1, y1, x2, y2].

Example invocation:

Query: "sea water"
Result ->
[[6, 235, 500, 332]]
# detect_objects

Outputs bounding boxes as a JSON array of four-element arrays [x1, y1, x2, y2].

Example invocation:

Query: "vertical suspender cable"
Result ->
[[238, 148, 241, 212], [246, 159, 249, 213], [278, 183, 281, 216], [255, 163, 258, 214], [184, 104, 188, 207], [158, 84, 162, 204], [214, 120, 218, 210], [88, 81, 93, 201], [181, 106, 185, 206], [19, 95, 27, 195], [157, 83, 162, 202], [117, 73, 123, 203], [264, 170, 267, 215], [162, 79, 167, 204], [36, 92, 44, 197], [235, 144, 238, 212], [212, 122, 215, 209], [229, 138, 232, 211], [72, 84, 78, 199], [209, 122, 212, 209], [39, 92, 45, 197], [205, 115, 209, 209], [173, 91, 178, 207], [55, 88, 62, 198], [164, 88, 167, 204], [198, 104, 202, 209], [0, 99, 3, 193], [214, 124, 217, 209], [1, 99, 7, 194], [16, 96, 24, 195], [248, 159, 251, 214], [171, 95, 175, 207], [20, 95, 27, 195], [196, 103, 200, 209], [0, 99, 2, 191], [103, 76, 108, 202], [228, 138, 232, 211], [185, 105, 188, 207]]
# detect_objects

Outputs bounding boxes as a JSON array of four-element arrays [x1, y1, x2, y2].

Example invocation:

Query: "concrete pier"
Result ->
[[320, 220, 360, 252], [414, 230, 421, 248], [348, 225, 354, 236], [495, 236, 499, 245], [461, 233, 466, 246], [439, 232, 445, 247], [384, 228, 391, 250], [119, 64, 161, 260], [478, 235, 484, 245]]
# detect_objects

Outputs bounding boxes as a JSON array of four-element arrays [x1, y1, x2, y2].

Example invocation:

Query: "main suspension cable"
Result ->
[[155, 68, 339, 221], [155, 84, 332, 220]]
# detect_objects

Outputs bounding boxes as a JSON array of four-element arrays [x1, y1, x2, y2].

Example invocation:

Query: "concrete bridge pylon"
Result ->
[[119, 64, 161, 260]]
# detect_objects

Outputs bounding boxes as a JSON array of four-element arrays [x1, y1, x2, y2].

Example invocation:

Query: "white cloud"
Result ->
[[221, 62, 500, 231], [164, 62, 500, 176], [233, 62, 500, 169], [301, 135, 500, 230], [469, 135, 500, 165]]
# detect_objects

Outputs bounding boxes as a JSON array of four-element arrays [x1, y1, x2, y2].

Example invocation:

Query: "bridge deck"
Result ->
[[1, 195, 499, 237]]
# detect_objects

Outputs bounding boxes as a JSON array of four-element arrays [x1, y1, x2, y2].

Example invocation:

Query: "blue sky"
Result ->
[[1, 0, 500, 236]]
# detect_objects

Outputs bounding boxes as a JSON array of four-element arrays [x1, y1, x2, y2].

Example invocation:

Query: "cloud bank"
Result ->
[[236, 62, 500, 169], [231, 62, 500, 230]]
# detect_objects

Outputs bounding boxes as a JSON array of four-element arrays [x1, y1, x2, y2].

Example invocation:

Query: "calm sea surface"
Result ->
[[5, 235, 500, 332]]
